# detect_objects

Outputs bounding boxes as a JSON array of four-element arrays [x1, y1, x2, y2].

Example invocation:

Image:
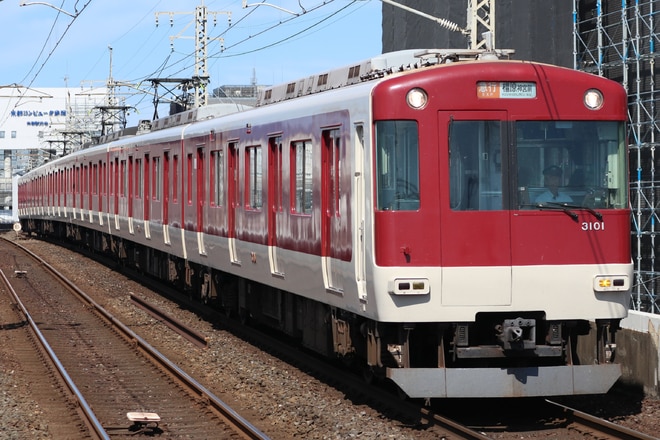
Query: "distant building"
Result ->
[[211, 84, 267, 108], [0, 86, 106, 223]]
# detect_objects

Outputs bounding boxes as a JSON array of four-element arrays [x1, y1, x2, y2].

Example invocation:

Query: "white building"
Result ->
[[0, 86, 107, 224]]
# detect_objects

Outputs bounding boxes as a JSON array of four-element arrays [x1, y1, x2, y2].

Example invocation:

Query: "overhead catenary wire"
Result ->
[[0, 0, 94, 127], [2, 0, 369, 127]]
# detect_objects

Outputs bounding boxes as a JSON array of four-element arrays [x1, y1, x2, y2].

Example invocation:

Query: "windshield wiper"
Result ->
[[545, 202, 603, 221], [534, 203, 579, 221]]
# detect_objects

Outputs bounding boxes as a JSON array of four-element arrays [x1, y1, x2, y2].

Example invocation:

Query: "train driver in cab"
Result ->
[[535, 165, 573, 203]]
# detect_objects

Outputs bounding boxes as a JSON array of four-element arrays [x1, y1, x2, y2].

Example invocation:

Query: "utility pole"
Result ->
[[95, 46, 133, 136], [466, 0, 496, 50], [156, 1, 231, 108], [380, 0, 496, 50]]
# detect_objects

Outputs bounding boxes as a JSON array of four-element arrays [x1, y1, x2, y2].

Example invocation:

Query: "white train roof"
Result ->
[[97, 48, 514, 143], [256, 48, 515, 106]]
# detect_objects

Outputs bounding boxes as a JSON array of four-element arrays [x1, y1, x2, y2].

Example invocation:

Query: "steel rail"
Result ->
[[546, 399, 658, 440], [5, 237, 271, 440], [0, 268, 110, 440], [130, 293, 209, 348]]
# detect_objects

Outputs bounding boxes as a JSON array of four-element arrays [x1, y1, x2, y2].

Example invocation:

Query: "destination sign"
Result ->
[[477, 81, 537, 99]]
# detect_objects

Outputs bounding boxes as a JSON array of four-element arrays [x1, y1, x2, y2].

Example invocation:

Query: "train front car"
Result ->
[[367, 51, 631, 398]]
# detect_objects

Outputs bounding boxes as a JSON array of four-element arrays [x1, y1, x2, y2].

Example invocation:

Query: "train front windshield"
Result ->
[[447, 120, 628, 211], [516, 121, 627, 210]]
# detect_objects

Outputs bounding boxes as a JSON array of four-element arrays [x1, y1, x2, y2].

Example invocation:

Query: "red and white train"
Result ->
[[18, 49, 632, 399]]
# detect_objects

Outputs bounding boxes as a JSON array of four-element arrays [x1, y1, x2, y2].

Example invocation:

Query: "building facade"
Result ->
[[0, 86, 105, 224]]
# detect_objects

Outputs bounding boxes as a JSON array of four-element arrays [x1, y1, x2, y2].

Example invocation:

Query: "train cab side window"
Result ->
[[375, 120, 420, 211], [292, 140, 313, 215], [449, 120, 503, 211]]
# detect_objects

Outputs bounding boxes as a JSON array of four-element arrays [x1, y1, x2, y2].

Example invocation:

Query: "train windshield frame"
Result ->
[[447, 120, 628, 211]]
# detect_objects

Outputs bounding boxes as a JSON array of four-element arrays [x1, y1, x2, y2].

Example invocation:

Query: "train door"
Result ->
[[144, 154, 150, 221], [97, 161, 103, 224], [86, 163, 92, 221], [227, 141, 240, 264], [196, 147, 206, 254], [128, 156, 134, 230], [439, 111, 512, 306], [144, 154, 151, 238], [114, 158, 120, 228], [163, 151, 170, 243], [354, 124, 367, 302], [268, 135, 284, 276], [73, 165, 79, 218], [321, 128, 343, 293]]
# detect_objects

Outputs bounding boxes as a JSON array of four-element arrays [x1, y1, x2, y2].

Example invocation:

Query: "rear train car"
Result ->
[[18, 49, 632, 399]]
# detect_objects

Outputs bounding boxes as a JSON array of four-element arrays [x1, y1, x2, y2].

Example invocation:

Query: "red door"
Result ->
[[268, 135, 283, 276], [196, 147, 204, 233], [439, 111, 512, 306], [227, 142, 239, 263], [321, 128, 343, 292]]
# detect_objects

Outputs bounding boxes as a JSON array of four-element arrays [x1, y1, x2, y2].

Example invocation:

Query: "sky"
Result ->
[[0, 0, 382, 123]]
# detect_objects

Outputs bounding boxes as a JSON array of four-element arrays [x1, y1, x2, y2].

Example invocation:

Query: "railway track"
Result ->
[[3, 233, 658, 439], [546, 400, 658, 440], [0, 237, 269, 439], [442, 397, 659, 439]]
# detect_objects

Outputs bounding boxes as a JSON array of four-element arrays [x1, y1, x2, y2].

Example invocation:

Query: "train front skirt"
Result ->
[[387, 364, 621, 398]]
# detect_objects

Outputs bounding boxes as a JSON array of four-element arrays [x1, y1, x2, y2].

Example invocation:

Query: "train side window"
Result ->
[[92, 163, 98, 195], [135, 158, 143, 199], [291, 140, 313, 215], [102, 162, 106, 197], [375, 120, 420, 211], [152, 156, 161, 201], [111, 160, 116, 197], [83, 164, 89, 195], [210, 149, 224, 207], [172, 154, 179, 203], [449, 120, 502, 211], [187, 153, 193, 205], [269, 136, 283, 212], [323, 128, 341, 216], [120, 160, 127, 197], [246, 145, 262, 210]]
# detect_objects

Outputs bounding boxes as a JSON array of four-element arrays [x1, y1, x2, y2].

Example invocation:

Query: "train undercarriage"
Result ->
[[21, 218, 622, 399]]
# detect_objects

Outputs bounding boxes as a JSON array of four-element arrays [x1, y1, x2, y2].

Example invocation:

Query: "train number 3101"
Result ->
[[582, 221, 605, 231]]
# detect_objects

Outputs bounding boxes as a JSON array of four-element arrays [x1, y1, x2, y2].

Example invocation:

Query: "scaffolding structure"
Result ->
[[41, 89, 105, 158], [573, 0, 659, 312]]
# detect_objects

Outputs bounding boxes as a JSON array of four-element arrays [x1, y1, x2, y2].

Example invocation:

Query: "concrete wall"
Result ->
[[618, 311, 660, 397]]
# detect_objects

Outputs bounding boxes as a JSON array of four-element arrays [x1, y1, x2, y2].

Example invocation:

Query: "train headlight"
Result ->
[[406, 88, 428, 109], [388, 278, 430, 295], [593, 275, 629, 292], [584, 89, 604, 110]]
